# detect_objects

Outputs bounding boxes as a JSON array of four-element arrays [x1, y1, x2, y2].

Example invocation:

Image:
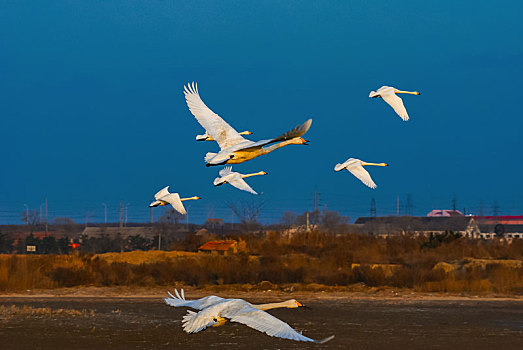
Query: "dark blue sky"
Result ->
[[1, 1, 522, 224]]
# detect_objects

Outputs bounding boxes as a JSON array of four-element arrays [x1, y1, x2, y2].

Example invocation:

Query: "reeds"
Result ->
[[0, 233, 522, 294]]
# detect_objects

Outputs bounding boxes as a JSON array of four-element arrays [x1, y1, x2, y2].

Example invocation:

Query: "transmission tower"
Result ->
[[492, 202, 500, 216], [313, 190, 320, 211], [370, 198, 376, 217], [452, 196, 457, 212]]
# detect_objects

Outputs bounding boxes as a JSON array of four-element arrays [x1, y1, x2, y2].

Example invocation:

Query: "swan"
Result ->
[[184, 82, 312, 166], [213, 166, 267, 195], [334, 158, 388, 189], [369, 86, 420, 121], [149, 186, 200, 215], [165, 289, 334, 344], [196, 131, 252, 141]]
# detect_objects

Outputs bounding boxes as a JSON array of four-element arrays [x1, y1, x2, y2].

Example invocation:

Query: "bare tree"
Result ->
[[227, 199, 265, 232], [21, 209, 41, 232]]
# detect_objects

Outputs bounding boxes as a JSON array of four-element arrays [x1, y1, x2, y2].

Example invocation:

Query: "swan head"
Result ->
[[297, 137, 309, 145], [239, 131, 253, 135], [284, 299, 308, 309]]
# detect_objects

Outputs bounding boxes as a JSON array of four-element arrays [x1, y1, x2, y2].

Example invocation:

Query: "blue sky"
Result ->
[[1, 1, 522, 224]]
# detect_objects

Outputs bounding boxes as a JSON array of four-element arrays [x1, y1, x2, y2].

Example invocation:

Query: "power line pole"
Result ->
[[23, 204, 29, 225], [452, 196, 457, 212], [102, 203, 107, 224], [45, 198, 48, 235], [396, 195, 400, 216], [370, 198, 376, 217], [150, 207, 153, 224], [119, 202, 123, 228]]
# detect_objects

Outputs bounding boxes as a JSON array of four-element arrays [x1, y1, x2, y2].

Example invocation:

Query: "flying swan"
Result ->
[[213, 166, 267, 195], [369, 86, 420, 121], [184, 82, 312, 166], [334, 158, 389, 189], [165, 289, 334, 344], [149, 186, 200, 215]]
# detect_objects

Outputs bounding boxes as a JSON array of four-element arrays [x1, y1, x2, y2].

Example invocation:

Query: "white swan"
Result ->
[[213, 166, 267, 195], [334, 158, 388, 189], [149, 186, 200, 215], [369, 86, 420, 121], [184, 82, 312, 166], [196, 131, 252, 141], [165, 289, 334, 344]]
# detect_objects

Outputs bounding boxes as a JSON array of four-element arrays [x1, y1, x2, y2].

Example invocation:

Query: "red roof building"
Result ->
[[198, 240, 238, 255]]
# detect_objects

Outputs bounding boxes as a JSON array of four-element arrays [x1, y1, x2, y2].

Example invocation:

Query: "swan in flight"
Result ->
[[165, 289, 334, 344], [149, 186, 200, 215], [213, 166, 267, 195], [184, 82, 312, 166], [196, 131, 252, 141], [369, 86, 420, 121], [334, 158, 388, 189]]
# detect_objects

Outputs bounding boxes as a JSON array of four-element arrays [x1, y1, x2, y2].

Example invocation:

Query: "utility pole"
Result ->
[[396, 195, 400, 216], [102, 203, 107, 224], [452, 196, 457, 212], [45, 198, 48, 235], [370, 198, 376, 217], [306, 212, 310, 232], [119, 202, 123, 228], [124, 203, 130, 227], [150, 207, 153, 224], [231, 208, 234, 230]]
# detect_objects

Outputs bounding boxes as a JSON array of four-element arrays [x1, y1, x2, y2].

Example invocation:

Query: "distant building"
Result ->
[[427, 210, 464, 217], [198, 240, 238, 255], [81, 227, 155, 239], [474, 215, 523, 239], [353, 216, 480, 238]]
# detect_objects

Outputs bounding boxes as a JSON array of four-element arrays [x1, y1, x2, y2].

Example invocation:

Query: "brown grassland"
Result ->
[[1, 232, 522, 296]]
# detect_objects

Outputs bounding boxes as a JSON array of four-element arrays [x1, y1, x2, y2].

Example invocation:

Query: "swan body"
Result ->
[[334, 158, 388, 189], [184, 82, 312, 166], [149, 186, 200, 215], [369, 86, 420, 121], [196, 131, 252, 141], [165, 289, 334, 344], [213, 166, 267, 195]]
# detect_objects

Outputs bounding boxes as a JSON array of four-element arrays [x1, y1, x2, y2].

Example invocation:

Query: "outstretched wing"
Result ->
[[161, 193, 187, 215], [347, 165, 377, 189], [219, 166, 234, 177], [237, 119, 312, 151], [224, 304, 330, 343], [184, 82, 247, 149], [228, 175, 258, 195], [381, 92, 409, 121], [154, 186, 170, 200], [164, 289, 225, 310]]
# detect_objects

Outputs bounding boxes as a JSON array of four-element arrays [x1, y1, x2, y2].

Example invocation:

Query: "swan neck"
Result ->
[[253, 301, 291, 311], [241, 171, 265, 178], [361, 162, 387, 167], [395, 90, 418, 95], [262, 138, 299, 154], [181, 196, 199, 201]]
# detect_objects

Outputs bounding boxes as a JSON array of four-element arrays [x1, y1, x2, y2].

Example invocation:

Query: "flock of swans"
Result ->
[[151, 82, 419, 343], [149, 82, 419, 215]]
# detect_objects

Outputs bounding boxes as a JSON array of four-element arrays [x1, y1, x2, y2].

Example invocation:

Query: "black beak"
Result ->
[[300, 305, 311, 309]]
